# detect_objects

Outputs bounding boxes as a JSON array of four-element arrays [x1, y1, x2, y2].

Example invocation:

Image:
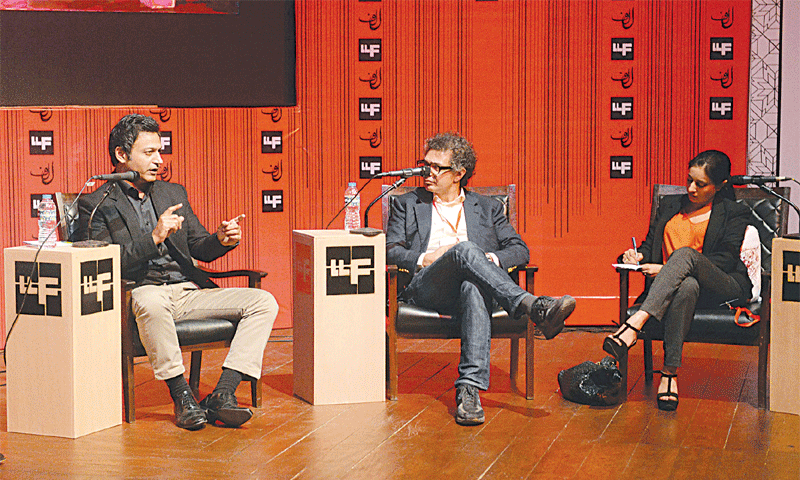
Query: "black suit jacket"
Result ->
[[74, 180, 234, 288], [636, 194, 752, 299], [386, 187, 530, 276]]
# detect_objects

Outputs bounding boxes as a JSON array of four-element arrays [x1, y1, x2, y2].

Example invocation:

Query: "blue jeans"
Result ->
[[403, 241, 531, 390]]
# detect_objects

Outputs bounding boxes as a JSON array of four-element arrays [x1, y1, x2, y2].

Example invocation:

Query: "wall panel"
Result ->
[[0, 0, 754, 347]]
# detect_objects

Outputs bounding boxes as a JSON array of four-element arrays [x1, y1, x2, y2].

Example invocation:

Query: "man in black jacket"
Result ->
[[76, 114, 278, 430], [386, 132, 576, 425]]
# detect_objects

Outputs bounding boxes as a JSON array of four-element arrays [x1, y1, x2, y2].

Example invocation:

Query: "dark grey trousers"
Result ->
[[640, 247, 744, 368]]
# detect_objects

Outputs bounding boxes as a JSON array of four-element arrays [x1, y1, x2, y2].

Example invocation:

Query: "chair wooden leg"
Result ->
[[122, 353, 135, 423], [643, 336, 654, 383], [509, 337, 520, 394], [251, 377, 262, 408], [525, 318, 535, 400], [189, 351, 202, 399], [388, 328, 398, 401], [618, 353, 628, 402]]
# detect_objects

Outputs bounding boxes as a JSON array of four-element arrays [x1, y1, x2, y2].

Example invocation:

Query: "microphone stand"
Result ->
[[363, 176, 408, 229], [756, 183, 800, 238], [73, 185, 112, 248]]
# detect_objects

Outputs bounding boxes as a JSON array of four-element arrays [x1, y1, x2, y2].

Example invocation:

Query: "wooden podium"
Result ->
[[292, 230, 386, 405], [3, 244, 122, 438], [770, 237, 800, 415]]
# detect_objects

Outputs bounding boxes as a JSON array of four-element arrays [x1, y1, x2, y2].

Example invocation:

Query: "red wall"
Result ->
[[0, 0, 751, 343]]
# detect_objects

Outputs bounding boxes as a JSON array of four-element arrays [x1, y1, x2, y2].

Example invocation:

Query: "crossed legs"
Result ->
[[606, 247, 743, 408]]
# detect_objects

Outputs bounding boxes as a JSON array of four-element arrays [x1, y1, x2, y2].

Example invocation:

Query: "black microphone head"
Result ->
[[123, 171, 140, 181], [419, 165, 431, 177], [730, 175, 749, 185]]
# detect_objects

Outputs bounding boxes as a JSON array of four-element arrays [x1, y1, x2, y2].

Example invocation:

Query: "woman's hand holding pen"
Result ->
[[622, 248, 643, 265], [622, 249, 662, 276]]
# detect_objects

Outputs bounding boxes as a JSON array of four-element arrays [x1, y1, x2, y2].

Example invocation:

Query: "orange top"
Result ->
[[662, 203, 712, 259]]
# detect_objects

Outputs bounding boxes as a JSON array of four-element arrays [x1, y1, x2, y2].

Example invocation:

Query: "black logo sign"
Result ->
[[359, 98, 382, 120], [15, 261, 62, 317], [783, 251, 800, 302], [359, 39, 382, 61], [359, 156, 382, 179], [710, 37, 733, 60], [160, 131, 172, 155], [30, 131, 54, 155], [610, 156, 633, 179], [326, 246, 375, 295], [611, 97, 633, 120], [30, 194, 45, 218], [710, 97, 733, 120], [80, 259, 114, 315], [261, 131, 283, 153], [611, 38, 634, 60], [262, 190, 284, 212]]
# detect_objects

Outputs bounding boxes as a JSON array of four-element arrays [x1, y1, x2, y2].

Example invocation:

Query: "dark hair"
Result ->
[[688, 149, 735, 201], [424, 132, 476, 187], [108, 114, 160, 166]]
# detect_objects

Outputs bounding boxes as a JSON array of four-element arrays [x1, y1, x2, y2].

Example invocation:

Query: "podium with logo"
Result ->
[[292, 230, 385, 405], [3, 244, 122, 438], [770, 237, 800, 415]]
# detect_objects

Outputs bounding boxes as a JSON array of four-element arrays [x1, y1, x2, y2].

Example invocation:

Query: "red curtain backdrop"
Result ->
[[0, 0, 751, 343]]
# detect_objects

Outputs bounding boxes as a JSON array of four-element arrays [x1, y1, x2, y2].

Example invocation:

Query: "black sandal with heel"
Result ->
[[602, 321, 641, 361], [657, 373, 679, 411]]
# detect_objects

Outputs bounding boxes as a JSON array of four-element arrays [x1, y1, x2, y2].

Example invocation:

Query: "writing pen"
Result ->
[[632, 237, 640, 265]]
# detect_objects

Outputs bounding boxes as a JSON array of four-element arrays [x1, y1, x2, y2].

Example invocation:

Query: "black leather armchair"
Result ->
[[382, 185, 538, 400], [616, 185, 790, 408]]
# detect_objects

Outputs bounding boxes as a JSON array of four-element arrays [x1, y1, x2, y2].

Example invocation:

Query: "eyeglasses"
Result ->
[[416, 160, 454, 176]]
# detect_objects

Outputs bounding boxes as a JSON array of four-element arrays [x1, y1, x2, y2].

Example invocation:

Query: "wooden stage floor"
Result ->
[[0, 329, 797, 479]]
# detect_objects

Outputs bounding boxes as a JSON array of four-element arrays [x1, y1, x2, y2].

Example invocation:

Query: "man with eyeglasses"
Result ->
[[386, 132, 576, 426]]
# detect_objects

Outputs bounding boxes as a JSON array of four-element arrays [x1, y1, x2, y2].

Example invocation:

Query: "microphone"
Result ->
[[730, 175, 791, 185], [373, 166, 431, 178], [91, 171, 140, 182]]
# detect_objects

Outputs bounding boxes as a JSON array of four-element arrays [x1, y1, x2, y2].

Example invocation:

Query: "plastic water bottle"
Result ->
[[38, 194, 57, 247], [344, 182, 361, 231]]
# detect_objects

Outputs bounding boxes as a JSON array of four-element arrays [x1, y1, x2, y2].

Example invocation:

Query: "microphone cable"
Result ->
[[324, 177, 376, 229]]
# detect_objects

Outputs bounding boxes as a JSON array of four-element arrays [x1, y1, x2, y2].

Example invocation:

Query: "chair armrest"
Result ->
[[199, 266, 269, 289], [510, 264, 537, 294]]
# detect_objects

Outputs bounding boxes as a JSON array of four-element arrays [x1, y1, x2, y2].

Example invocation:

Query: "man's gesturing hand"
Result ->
[[217, 214, 245, 247], [152, 203, 184, 245]]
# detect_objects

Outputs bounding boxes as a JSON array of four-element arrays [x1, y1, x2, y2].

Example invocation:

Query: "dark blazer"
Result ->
[[74, 180, 234, 288], [386, 187, 530, 276], [636, 194, 753, 299]]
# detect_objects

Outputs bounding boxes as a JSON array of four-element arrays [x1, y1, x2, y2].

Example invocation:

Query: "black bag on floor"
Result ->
[[557, 356, 622, 406]]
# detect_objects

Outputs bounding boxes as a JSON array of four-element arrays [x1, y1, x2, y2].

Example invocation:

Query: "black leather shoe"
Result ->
[[455, 384, 485, 426], [199, 391, 253, 428], [173, 389, 207, 431], [523, 295, 576, 340]]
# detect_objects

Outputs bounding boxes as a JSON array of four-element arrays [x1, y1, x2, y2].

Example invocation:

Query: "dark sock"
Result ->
[[515, 294, 537, 318], [213, 368, 243, 395], [165, 374, 190, 400]]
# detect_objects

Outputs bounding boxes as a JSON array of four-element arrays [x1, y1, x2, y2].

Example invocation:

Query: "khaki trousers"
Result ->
[[130, 282, 278, 381]]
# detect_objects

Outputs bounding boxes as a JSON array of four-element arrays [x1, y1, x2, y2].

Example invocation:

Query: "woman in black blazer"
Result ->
[[603, 150, 752, 410]]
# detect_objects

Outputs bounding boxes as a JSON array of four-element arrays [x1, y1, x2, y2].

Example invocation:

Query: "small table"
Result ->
[[4, 244, 122, 438], [292, 230, 386, 405], [770, 237, 800, 415]]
